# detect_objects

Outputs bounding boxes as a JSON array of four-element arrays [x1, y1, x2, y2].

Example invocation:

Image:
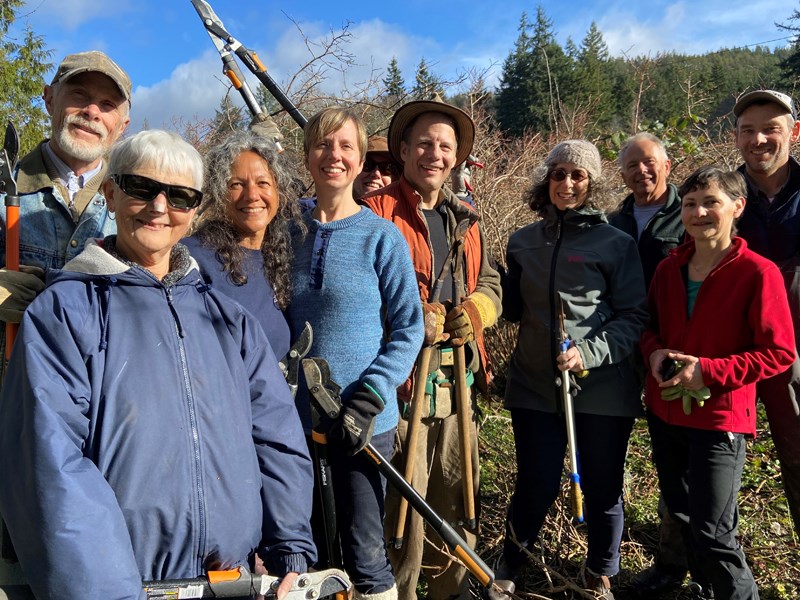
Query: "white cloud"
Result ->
[[128, 51, 232, 133], [597, 0, 792, 57], [24, 0, 136, 31], [126, 16, 438, 133]]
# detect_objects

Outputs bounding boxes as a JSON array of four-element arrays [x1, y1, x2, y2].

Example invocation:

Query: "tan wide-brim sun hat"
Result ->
[[366, 135, 392, 159], [388, 95, 475, 167]]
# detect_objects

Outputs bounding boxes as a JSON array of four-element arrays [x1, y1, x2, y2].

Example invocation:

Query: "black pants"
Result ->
[[647, 413, 759, 600], [502, 408, 634, 576]]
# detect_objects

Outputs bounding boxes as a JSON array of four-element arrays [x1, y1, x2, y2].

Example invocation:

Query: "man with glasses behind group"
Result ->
[[354, 135, 400, 198]]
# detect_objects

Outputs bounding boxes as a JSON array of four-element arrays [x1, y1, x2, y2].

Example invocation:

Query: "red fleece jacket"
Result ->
[[641, 238, 795, 435]]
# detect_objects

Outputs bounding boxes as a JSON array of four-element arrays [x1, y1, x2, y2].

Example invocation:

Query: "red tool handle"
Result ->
[[5, 202, 19, 358]]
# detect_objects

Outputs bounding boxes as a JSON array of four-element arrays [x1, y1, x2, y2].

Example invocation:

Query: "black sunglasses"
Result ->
[[550, 168, 589, 183], [363, 159, 398, 177], [112, 174, 203, 210]]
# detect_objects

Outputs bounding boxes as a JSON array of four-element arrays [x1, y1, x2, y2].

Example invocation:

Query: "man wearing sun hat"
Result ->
[[362, 95, 501, 600], [0, 49, 131, 584], [733, 89, 800, 536], [353, 135, 400, 198], [0, 50, 131, 323]]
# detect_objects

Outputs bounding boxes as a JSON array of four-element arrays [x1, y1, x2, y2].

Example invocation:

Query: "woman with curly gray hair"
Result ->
[[495, 140, 648, 600], [184, 130, 303, 359]]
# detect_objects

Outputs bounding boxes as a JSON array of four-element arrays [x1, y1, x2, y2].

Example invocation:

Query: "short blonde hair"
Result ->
[[303, 107, 368, 160]]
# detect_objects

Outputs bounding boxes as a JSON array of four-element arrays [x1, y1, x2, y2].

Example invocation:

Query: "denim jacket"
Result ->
[[0, 141, 116, 269]]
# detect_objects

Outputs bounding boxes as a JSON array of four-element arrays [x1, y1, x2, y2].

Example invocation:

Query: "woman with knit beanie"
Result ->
[[494, 140, 648, 599]]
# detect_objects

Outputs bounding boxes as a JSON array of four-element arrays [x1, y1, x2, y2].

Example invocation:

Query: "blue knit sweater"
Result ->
[[288, 207, 424, 435]]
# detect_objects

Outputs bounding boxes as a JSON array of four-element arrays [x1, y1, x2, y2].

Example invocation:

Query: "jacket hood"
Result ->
[[49, 238, 201, 284]]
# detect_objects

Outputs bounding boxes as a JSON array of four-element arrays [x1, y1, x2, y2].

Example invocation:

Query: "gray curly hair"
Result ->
[[192, 129, 303, 309]]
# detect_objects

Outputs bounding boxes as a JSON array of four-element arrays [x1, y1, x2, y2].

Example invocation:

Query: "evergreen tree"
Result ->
[[0, 1, 52, 154], [494, 13, 534, 136], [411, 58, 442, 100], [208, 95, 247, 145], [778, 6, 800, 88], [574, 22, 614, 129], [494, 7, 572, 136], [383, 57, 406, 98]]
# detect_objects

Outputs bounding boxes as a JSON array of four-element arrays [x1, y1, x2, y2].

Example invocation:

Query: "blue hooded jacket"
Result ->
[[0, 240, 315, 600]]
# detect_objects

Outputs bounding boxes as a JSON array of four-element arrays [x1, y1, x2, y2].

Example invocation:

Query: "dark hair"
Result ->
[[523, 166, 613, 214], [678, 165, 746, 202], [192, 130, 304, 310]]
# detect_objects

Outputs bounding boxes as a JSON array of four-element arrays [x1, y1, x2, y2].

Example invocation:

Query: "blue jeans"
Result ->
[[647, 413, 759, 600], [316, 429, 395, 595], [503, 408, 634, 576]]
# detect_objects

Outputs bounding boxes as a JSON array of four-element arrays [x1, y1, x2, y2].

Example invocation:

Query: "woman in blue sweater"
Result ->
[[287, 107, 424, 600]]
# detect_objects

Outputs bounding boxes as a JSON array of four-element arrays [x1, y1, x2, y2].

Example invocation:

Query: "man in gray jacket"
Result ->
[[610, 133, 688, 595]]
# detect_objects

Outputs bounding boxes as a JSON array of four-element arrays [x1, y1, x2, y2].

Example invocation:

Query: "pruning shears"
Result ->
[[555, 297, 584, 524], [301, 357, 496, 589], [190, 0, 308, 133], [0, 567, 352, 600], [0, 122, 20, 357], [279, 321, 313, 398]]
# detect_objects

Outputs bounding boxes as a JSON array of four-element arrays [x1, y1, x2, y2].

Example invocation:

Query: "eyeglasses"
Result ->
[[550, 168, 589, 183], [112, 174, 203, 210], [363, 159, 398, 177]]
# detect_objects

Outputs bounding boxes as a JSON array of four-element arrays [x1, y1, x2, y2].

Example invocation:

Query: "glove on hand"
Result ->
[[422, 302, 449, 346], [0, 266, 46, 323], [443, 292, 495, 346], [249, 115, 284, 145], [328, 383, 383, 456]]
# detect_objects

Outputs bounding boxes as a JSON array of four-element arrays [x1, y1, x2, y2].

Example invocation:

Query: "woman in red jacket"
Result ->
[[641, 165, 795, 600]]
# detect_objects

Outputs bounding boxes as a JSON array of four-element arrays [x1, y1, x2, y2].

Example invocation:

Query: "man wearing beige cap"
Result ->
[[362, 97, 501, 600], [0, 50, 131, 324], [0, 50, 130, 584], [733, 89, 800, 536], [353, 135, 400, 198]]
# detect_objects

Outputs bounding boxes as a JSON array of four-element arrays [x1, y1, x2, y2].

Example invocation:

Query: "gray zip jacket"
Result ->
[[503, 204, 647, 417]]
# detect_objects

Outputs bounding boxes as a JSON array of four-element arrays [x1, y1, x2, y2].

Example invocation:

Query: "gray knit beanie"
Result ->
[[545, 139, 602, 181]]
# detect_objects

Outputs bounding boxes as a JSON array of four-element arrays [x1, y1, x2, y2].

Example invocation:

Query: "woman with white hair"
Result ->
[[0, 129, 315, 600]]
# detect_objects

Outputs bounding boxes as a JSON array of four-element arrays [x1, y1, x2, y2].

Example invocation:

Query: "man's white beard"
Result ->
[[53, 115, 110, 163]]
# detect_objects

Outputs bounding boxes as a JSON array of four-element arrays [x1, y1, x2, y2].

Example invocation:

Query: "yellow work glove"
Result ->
[[443, 292, 496, 346]]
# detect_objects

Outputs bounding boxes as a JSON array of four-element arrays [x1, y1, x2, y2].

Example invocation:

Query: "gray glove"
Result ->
[[249, 115, 284, 146], [0, 266, 46, 323]]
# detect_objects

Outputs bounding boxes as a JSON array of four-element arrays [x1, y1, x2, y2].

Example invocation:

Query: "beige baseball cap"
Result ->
[[51, 51, 132, 103], [733, 89, 796, 120]]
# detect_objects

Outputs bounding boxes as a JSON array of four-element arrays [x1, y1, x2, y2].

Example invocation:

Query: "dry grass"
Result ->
[[471, 400, 800, 600]]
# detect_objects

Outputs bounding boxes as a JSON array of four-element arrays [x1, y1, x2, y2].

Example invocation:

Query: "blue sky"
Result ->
[[10, 0, 797, 133]]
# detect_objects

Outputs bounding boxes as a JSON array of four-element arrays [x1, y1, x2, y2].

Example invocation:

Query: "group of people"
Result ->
[[0, 48, 796, 600]]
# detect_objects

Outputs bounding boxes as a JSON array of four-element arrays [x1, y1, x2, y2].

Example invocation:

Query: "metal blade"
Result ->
[[0, 123, 19, 197], [191, 0, 229, 53], [279, 322, 313, 395], [3, 122, 19, 167], [301, 358, 342, 419]]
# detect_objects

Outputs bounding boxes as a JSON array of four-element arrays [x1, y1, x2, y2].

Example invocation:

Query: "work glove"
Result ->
[[327, 383, 383, 456], [0, 266, 46, 323], [249, 115, 284, 147], [422, 301, 449, 346], [443, 292, 497, 346]]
